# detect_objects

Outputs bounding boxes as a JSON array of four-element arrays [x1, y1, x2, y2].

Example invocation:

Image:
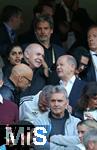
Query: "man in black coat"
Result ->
[[0, 5, 23, 64]]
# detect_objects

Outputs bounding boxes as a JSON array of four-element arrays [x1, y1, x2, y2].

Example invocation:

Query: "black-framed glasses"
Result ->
[[23, 76, 32, 84], [79, 63, 88, 69]]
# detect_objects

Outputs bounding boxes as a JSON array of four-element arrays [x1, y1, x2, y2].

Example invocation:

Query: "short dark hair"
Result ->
[[1, 5, 22, 22], [33, 2, 54, 16], [72, 46, 90, 68]]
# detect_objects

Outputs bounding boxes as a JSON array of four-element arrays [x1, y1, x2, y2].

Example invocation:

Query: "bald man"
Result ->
[[24, 43, 44, 70], [0, 63, 33, 105], [20, 43, 46, 97]]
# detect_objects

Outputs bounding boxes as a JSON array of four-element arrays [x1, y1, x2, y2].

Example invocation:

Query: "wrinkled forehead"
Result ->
[[80, 56, 89, 63], [88, 27, 97, 35]]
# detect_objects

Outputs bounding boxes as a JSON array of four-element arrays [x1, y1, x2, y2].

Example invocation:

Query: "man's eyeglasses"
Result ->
[[23, 76, 32, 84], [79, 63, 88, 69]]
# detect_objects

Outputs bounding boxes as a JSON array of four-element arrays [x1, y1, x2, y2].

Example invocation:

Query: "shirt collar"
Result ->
[[60, 75, 76, 85], [49, 109, 69, 120], [3, 22, 13, 33], [0, 94, 3, 104], [90, 50, 97, 56]]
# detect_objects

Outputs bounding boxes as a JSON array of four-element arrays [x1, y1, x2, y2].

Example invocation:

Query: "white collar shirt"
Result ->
[[90, 50, 97, 80], [60, 75, 76, 97]]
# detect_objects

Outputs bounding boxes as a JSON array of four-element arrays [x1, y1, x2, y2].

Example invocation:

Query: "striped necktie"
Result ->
[[10, 30, 16, 43]]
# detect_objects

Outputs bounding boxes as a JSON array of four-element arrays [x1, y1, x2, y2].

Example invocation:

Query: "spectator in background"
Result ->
[[76, 119, 97, 150], [68, 46, 90, 80], [0, 5, 23, 64], [2, 44, 24, 81], [0, 63, 33, 106], [84, 25, 97, 82], [19, 1, 62, 46], [74, 82, 97, 121], [83, 129, 97, 150], [64, 119, 97, 150], [33, 15, 65, 85], [19, 85, 53, 124], [0, 94, 19, 125]]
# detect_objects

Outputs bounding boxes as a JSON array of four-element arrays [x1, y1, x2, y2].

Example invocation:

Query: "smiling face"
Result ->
[[29, 47, 44, 69], [24, 44, 44, 69], [8, 46, 23, 65]]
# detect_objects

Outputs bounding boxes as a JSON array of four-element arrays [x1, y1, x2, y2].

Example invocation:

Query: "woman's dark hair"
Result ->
[[6, 43, 23, 57], [76, 82, 97, 110]]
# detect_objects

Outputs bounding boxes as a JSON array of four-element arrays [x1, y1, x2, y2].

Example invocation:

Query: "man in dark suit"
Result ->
[[84, 25, 97, 82], [0, 5, 23, 64], [56, 55, 86, 110]]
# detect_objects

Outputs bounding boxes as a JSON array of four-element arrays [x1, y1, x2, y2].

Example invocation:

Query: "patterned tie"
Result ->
[[10, 29, 16, 43]]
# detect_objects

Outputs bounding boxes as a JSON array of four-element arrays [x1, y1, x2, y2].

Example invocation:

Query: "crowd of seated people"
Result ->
[[0, 0, 97, 149]]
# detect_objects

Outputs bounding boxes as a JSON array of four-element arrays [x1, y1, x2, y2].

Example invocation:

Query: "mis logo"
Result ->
[[5, 125, 47, 146]]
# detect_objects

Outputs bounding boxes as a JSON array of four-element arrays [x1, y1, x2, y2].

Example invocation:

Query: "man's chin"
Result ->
[[35, 64, 42, 68]]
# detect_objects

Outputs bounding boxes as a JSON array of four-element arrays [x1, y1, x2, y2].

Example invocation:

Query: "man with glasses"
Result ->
[[71, 46, 90, 80], [0, 63, 33, 106]]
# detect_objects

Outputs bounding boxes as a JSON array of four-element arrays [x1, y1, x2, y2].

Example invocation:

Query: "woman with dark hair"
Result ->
[[2, 44, 24, 81], [73, 82, 97, 120]]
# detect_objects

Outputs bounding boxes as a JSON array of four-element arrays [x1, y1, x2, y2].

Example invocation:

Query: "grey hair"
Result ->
[[40, 85, 54, 102], [83, 129, 97, 148], [66, 55, 77, 69], [50, 85, 68, 100], [34, 14, 54, 29]]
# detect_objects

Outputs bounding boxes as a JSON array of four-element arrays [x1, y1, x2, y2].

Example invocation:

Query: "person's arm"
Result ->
[[50, 134, 80, 147]]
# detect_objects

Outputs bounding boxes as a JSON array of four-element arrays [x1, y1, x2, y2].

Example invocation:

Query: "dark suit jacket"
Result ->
[[85, 56, 96, 82], [0, 23, 17, 64], [69, 78, 86, 109], [0, 23, 11, 56]]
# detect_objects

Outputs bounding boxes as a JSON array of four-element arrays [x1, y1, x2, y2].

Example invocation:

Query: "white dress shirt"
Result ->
[[60, 75, 76, 97], [90, 50, 97, 80]]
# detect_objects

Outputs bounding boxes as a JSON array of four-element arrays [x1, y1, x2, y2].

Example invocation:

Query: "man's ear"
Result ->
[[24, 51, 29, 63], [18, 75, 23, 82], [51, 28, 53, 34]]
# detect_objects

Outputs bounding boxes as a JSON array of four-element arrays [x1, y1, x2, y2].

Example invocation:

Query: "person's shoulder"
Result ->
[[34, 111, 49, 126], [69, 114, 80, 123], [65, 146, 81, 150], [20, 91, 41, 105], [75, 77, 86, 85]]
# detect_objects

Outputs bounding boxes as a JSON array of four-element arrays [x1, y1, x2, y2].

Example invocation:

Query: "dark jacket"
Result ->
[[0, 79, 20, 105]]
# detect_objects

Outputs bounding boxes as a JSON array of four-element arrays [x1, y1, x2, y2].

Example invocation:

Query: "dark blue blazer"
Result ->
[[85, 56, 96, 82], [0, 23, 17, 64], [0, 23, 11, 56], [69, 78, 86, 109]]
